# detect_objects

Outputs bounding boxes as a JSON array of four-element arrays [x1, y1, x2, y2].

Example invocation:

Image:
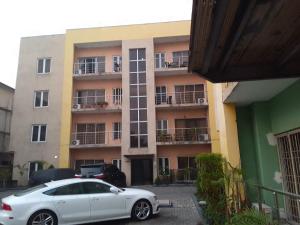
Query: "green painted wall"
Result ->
[[236, 80, 300, 206]]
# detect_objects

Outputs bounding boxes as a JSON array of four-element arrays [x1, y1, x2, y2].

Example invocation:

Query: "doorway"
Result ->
[[131, 159, 153, 185]]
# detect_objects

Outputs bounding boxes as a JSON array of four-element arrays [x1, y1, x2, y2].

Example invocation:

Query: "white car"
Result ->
[[0, 178, 160, 225]]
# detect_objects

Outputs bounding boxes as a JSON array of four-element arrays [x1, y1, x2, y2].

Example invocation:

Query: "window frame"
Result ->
[[37, 58, 51, 74], [112, 56, 122, 72], [112, 159, 121, 170], [31, 124, 47, 143], [113, 122, 122, 140], [34, 90, 49, 108], [158, 157, 170, 176]]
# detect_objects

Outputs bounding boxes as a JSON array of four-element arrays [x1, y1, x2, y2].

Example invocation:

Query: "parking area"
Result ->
[[0, 185, 204, 225]]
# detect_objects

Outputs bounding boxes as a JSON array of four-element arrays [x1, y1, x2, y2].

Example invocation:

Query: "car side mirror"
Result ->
[[110, 186, 119, 194]]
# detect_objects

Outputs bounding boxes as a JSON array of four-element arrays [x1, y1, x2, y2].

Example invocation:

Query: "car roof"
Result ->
[[45, 178, 104, 188]]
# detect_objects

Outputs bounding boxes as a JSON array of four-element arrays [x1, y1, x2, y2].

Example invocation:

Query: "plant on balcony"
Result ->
[[96, 101, 108, 108]]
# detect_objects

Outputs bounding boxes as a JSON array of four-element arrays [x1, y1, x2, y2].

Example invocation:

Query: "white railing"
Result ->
[[71, 131, 121, 146], [73, 61, 106, 75], [72, 95, 122, 110], [155, 91, 207, 105], [156, 128, 210, 143], [154, 52, 189, 69]]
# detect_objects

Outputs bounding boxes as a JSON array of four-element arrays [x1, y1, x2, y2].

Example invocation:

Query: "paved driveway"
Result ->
[[0, 185, 204, 225]]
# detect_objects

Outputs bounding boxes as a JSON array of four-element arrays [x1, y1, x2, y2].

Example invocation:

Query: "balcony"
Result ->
[[156, 128, 210, 145], [155, 91, 207, 109], [73, 60, 122, 80], [70, 131, 121, 149], [72, 94, 122, 114], [154, 52, 189, 76]]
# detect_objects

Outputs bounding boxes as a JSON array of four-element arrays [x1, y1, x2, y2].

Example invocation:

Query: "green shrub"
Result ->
[[226, 209, 274, 225], [196, 153, 226, 225]]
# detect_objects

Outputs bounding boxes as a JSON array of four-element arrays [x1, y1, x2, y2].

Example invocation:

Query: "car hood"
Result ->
[[122, 188, 155, 196]]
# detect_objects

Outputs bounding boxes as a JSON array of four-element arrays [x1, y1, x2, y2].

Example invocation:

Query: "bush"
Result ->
[[196, 153, 226, 225], [226, 209, 274, 225]]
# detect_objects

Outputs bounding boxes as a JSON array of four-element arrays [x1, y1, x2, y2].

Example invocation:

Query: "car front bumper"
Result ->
[[152, 200, 160, 215]]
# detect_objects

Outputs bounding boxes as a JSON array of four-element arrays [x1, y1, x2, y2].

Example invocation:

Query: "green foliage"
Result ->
[[226, 209, 274, 225], [196, 153, 226, 225], [14, 163, 28, 177], [154, 176, 161, 185], [0, 167, 12, 180]]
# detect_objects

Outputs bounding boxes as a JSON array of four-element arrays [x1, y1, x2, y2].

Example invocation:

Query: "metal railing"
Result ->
[[74, 61, 106, 75], [154, 53, 189, 69], [71, 131, 121, 146], [156, 128, 210, 143], [155, 91, 207, 105], [157, 168, 197, 184], [72, 95, 122, 110], [253, 183, 300, 224]]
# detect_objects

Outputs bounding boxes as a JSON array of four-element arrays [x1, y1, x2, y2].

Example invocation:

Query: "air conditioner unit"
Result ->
[[197, 98, 207, 105], [198, 134, 209, 141], [73, 104, 81, 109], [72, 140, 80, 145]]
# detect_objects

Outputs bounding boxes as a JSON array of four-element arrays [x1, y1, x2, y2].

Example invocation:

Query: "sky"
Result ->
[[0, 0, 193, 88]]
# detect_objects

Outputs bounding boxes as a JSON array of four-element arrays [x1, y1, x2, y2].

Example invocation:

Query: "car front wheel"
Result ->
[[27, 210, 57, 225], [132, 200, 152, 221]]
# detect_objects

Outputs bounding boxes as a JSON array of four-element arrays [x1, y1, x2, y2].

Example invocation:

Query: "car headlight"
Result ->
[[153, 195, 158, 201]]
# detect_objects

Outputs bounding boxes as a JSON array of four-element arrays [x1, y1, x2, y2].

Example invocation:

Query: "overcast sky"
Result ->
[[0, 0, 192, 88]]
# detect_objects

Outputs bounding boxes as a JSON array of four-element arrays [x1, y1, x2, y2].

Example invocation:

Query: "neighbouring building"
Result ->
[[11, 21, 217, 186], [10, 35, 65, 184], [189, 0, 300, 223], [0, 82, 14, 181]]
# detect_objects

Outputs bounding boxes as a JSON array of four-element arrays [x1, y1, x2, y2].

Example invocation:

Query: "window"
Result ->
[[113, 122, 121, 140], [112, 56, 122, 72], [31, 125, 47, 142], [77, 57, 105, 74], [175, 84, 204, 104], [28, 161, 43, 178], [112, 88, 122, 105], [75, 123, 105, 145], [172, 51, 188, 67], [83, 182, 111, 194], [129, 48, 148, 148], [34, 91, 48, 107], [155, 53, 165, 68], [37, 58, 51, 74], [112, 159, 121, 170], [159, 158, 169, 175], [155, 86, 167, 104], [48, 183, 83, 196], [76, 89, 105, 105], [178, 157, 196, 169], [157, 120, 168, 133]]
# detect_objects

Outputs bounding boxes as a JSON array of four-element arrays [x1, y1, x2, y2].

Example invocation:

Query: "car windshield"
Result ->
[[14, 184, 47, 196], [80, 164, 105, 177]]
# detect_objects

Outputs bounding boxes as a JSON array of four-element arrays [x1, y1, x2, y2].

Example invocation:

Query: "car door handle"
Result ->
[[57, 200, 66, 204], [92, 197, 100, 201]]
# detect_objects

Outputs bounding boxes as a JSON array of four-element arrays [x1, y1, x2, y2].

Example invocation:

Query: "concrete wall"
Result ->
[[10, 35, 65, 184]]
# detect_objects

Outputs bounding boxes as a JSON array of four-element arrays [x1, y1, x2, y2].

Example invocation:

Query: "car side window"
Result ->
[[44, 183, 83, 196], [83, 182, 111, 194]]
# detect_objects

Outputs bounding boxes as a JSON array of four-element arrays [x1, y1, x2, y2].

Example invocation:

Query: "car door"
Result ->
[[82, 181, 127, 220], [48, 182, 91, 224]]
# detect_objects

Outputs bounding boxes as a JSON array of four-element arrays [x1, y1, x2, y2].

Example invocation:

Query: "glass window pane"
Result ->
[[40, 125, 47, 141], [130, 73, 138, 84], [37, 59, 43, 73], [138, 61, 146, 72], [77, 124, 86, 132], [130, 85, 138, 96], [138, 73, 146, 83], [139, 85, 146, 96], [32, 126, 39, 142], [130, 110, 138, 121], [138, 49, 145, 60], [178, 157, 188, 169], [140, 135, 148, 147], [139, 110, 147, 121], [140, 122, 148, 134], [189, 157, 196, 168], [130, 123, 138, 135], [130, 97, 138, 108], [130, 61, 137, 72], [139, 97, 147, 108], [129, 49, 137, 60], [54, 183, 83, 195], [83, 182, 110, 194], [130, 136, 138, 148], [45, 59, 51, 73], [35, 92, 41, 107], [42, 91, 48, 107]]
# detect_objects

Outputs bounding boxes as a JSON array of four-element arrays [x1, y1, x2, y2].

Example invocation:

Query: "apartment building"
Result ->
[[0, 83, 14, 172], [11, 21, 214, 185], [10, 35, 65, 184]]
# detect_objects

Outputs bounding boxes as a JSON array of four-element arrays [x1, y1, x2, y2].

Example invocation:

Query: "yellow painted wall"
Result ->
[[59, 21, 191, 167]]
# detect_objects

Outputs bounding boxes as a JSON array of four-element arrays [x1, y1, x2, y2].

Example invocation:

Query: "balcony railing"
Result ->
[[155, 91, 207, 105], [156, 128, 210, 144], [71, 131, 121, 147], [154, 52, 189, 69], [72, 95, 122, 111], [73, 61, 122, 75]]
